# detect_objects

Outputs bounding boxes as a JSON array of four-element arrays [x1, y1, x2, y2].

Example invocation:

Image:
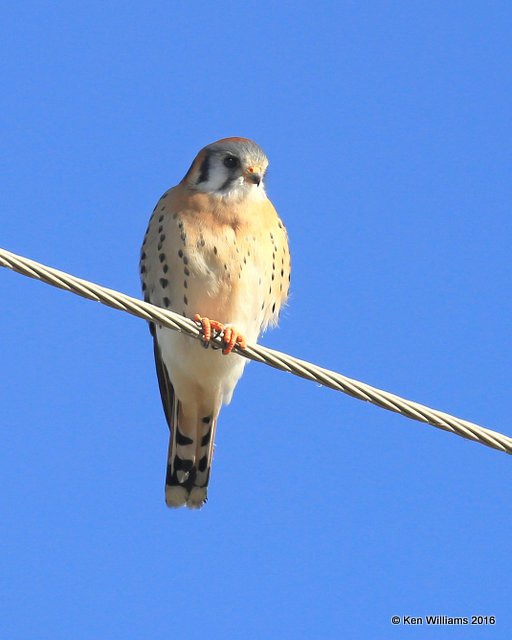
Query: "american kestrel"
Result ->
[[140, 137, 290, 508]]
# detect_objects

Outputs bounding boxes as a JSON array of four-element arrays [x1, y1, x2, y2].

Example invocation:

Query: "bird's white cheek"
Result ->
[[196, 163, 229, 192]]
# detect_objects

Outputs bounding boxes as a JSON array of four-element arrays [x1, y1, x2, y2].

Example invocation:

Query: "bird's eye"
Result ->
[[223, 156, 240, 169]]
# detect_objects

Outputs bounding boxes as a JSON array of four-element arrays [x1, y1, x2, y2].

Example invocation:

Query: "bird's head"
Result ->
[[182, 137, 269, 200]]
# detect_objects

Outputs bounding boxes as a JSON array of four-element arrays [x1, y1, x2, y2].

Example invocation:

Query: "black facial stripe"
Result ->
[[196, 153, 210, 184], [220, 176, 236, 191]]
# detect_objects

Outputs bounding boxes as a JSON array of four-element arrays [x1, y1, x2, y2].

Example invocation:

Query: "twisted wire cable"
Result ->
[[1, 246, 510, 455]]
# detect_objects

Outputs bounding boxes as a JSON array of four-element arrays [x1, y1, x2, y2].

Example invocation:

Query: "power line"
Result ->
[[1, 246, 510, 455]]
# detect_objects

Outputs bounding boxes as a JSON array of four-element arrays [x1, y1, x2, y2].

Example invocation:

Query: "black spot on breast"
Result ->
[[163, 297, 170, 307], [158, 225, 163, 233], [183, 295, 188, 305], [141, 251, 146, 260], [198, 456, 208, 472], [178, 249, 183, 258], [272, 302, 276, 313], [140, 265, 146, 274], [183, 256, 188, 265], [160, 278, 168, 288], [213, 246, 218, 255], [163, 264, 168, 273], [184, 280, 188, 289], [160, 234, 166, 242], [159, 253, 166, 263], [184, 266, 190, 276], [202, 416, 212, 424]]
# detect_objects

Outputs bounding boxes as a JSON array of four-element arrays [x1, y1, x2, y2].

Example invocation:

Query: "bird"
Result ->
[[140, 137, 291, 509]]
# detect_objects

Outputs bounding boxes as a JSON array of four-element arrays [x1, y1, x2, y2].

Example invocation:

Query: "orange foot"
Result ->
[[194, 314, 247, 355]]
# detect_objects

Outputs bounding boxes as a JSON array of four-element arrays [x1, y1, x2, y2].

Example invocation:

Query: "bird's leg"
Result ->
[[194, 314, 247, 355]]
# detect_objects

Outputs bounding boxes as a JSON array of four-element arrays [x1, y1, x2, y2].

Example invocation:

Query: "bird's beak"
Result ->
[[244, 166, 262, 186]]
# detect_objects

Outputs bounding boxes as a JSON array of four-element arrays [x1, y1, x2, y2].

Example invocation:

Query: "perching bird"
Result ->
[[140, 137, 290, 508]]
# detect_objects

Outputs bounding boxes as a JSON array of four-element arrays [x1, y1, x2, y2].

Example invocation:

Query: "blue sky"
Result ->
[[1, 2, 511, 638]]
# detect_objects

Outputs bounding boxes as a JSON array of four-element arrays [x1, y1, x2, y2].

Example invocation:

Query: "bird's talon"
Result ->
[[194, 313, 211, 346], [221, 325, 246, 355], [194, 314, 246, 355], [194, 314, 226, 347]]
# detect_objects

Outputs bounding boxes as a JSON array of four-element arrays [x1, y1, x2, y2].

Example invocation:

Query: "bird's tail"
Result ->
[[165, 399, 218, 509]]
